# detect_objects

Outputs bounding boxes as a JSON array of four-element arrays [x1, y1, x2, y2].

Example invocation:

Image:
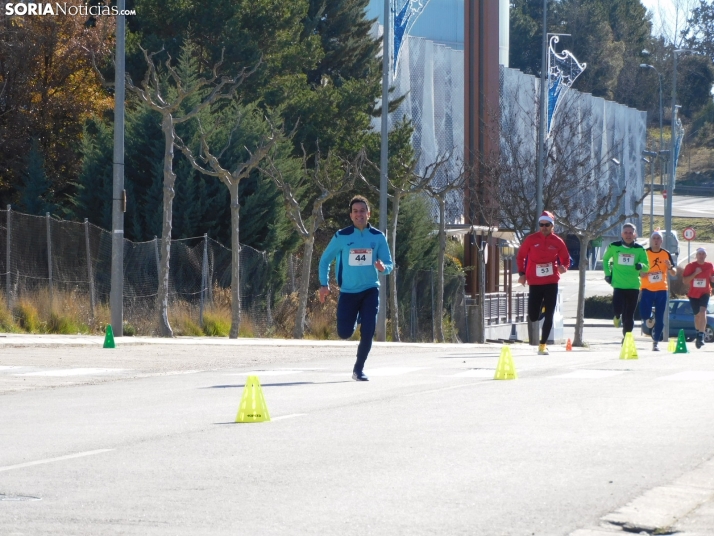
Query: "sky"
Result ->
[[640, 0, 691, 42]]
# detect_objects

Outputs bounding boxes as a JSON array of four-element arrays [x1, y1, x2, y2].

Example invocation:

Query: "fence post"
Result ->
[[199, 233, 208, 328], [46, 212, 53, 308], [288, 253, 295, 293], [153, 235, 160, 276], [462, 286, 469, 343], [5, 205, 11, 310], [266, 286, 273, 326], [84, 219, 96, 320], [410, 278, 417, 341], [430, 270, 435, 342]]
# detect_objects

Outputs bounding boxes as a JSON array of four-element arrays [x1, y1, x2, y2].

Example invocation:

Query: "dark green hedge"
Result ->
[[584, 295, 644, 320]]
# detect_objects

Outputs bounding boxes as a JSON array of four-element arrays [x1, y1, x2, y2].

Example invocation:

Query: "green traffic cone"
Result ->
[[674, 329, 688, 354], [103, 324, 115, 349]]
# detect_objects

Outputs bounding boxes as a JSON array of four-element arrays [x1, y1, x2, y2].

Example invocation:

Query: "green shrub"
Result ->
[[584, 295, 612, 319], [122, 322, 137, 336], [0, 301, 19, 332], [203, 312, 230, 337], [46, 312, 89, 334], [14, 300, 40, 332], [177, 318, 203, 336], [585, 294, 646, 319]]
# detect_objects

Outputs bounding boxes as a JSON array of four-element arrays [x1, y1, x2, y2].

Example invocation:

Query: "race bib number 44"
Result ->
[[618, 253, 634, 266], [536, 263, 553, 277], [693, 278, 707, 288], [349, 248, 373, 266]]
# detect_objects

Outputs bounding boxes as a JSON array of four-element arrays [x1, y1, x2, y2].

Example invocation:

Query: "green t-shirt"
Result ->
[[603, 241, 649, 289]]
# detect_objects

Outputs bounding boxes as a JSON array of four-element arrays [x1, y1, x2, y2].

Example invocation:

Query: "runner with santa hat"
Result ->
[[516, 210, 571, 355]]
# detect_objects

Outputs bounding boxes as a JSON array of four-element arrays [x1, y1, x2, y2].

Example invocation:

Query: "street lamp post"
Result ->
[[639, 62, 664, 233], [110, 1, 126, 337], [642, 151, 657, 236], [662, 49, 694, 342]]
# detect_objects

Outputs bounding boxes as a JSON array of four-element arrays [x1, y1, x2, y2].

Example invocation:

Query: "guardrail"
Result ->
[[481, 291, 529, 325]]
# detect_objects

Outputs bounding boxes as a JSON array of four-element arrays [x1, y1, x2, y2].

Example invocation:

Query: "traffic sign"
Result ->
[[662, 190, 667, 199], [683, 227, 696, 241]]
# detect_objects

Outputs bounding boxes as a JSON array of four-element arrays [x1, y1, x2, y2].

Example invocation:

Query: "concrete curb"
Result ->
[[571, 457, 714, 535]]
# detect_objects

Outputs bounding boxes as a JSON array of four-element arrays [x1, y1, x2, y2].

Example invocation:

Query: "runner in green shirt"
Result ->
[[603, 223, 649, 339]]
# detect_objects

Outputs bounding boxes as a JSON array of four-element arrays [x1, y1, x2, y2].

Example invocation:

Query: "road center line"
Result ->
[[0, 449, 114, 473]]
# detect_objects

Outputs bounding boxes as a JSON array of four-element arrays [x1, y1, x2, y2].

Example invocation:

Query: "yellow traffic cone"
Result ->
[[236, 375, 271, 423], [565, 338, 573, 351], [674, 329, 688, 354], [494, 346, 517, 380], [667, 338, 676, 352], [103, 324, 115, 349], [619, 332, 638, 360]]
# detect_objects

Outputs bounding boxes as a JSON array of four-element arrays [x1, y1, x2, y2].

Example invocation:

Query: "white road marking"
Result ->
[[452, 369, 497, 378], [365, 367, 425, 376], [657, 371, 714, 381], [553, 370, 626, 379], [271, 414, 307, 421], [0, 449, 114, 473], [231, 370, 302, 376], [14, 368, 126, 377]]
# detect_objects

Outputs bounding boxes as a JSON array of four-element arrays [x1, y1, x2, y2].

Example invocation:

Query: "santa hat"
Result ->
[[538, 211, 554, 224]]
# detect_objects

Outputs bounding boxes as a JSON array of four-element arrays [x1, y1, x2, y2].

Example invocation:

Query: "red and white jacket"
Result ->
[[516, 232, 570, 285]]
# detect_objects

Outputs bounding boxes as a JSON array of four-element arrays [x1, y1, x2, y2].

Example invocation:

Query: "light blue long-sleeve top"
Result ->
[[318, 224, 394, 293]]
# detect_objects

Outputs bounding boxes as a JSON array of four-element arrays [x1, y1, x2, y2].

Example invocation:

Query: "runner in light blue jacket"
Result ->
[[319, 195, 393, 381]]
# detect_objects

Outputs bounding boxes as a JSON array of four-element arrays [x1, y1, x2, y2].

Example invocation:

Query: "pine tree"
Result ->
[[18, 138, 56, 216], [72, 120, 113, 227]]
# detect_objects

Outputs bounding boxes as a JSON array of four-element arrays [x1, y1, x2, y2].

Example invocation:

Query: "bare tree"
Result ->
[[477, 85, 648, 346], [418, 156, 466, 342], [362, 153, 451, 341], [651, 0, 697, 47], [176, 113, 279, 338], [125, 45, 255, 336], [260, 145, 366, 338], [555, 167, 648, 347]]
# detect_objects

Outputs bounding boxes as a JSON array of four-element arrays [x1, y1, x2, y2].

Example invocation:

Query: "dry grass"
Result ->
[[202, 307, 231, 336], [642, 216, 714, 243], [306, 292, 339, 340], [0, 288, 261, 338]]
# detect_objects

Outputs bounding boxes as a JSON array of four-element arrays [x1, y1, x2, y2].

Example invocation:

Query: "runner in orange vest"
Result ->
[[639, 231, 676, 351]]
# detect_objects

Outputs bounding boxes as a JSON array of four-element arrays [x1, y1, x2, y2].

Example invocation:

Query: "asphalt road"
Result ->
[[1, 335, 713, 535], [650, 194, 712, 219]]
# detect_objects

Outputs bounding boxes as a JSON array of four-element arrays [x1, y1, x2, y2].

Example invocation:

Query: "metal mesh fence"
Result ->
[[395, 268, 466, 342], [0, 208, 467, 339], [281, 253, 467, 342], [0, 208, 270, 334]]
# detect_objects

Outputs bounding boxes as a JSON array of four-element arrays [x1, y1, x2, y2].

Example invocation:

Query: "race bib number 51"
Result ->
[[349, 248, 373, 266], [618, 253, 634, 266]]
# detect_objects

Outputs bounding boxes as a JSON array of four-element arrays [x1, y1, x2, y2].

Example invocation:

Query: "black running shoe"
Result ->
[[352, 371, 369, 381]]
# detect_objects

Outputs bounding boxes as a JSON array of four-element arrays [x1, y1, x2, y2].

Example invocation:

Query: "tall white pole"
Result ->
[[376, 0, 390, 341], [110, 4, 126, 337], [663, 51, 679, 343], [535, 0, 547, 226]]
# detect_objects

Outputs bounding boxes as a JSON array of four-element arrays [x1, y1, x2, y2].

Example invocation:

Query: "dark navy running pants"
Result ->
[[639, 289, 667, 341], [337, 287, 379, 372]]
